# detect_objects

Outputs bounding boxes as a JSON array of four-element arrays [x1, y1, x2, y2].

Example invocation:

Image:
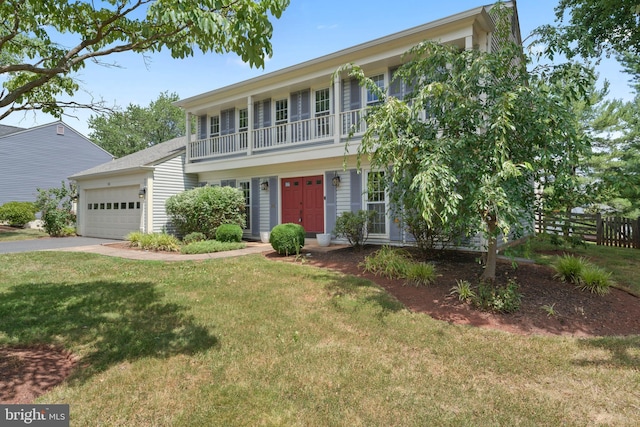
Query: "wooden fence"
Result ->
[[535, 212, 640, 249]]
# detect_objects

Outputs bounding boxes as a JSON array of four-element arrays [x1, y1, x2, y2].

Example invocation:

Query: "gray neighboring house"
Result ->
[[69, 136, 198, 239], [0, 121, 113, 206]]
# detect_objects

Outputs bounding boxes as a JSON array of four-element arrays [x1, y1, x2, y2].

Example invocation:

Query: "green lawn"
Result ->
[[505, 236, 640, 296], [0, 227, 48, 241], [0, 251, 638, 426]]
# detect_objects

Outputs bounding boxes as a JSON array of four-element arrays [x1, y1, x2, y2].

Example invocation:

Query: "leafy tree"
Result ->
[[533, 0, 640, 60], [88, 91, 186, 157], [35, 181, 76, 236], [0, 0, 289, 120], [340, 5, 588, 281]]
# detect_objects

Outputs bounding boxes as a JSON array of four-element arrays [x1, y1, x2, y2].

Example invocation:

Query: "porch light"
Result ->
[[138, 187, 146, 198], [261, 181, 269, 191], [71, 193, 78, 202], [332, 174, 341, 187]]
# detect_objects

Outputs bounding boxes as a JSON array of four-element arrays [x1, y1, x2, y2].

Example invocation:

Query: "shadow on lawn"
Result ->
[[0, 280, 218, 382]]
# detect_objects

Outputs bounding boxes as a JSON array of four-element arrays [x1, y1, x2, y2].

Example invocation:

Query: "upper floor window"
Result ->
[[367, 74, 385, 106], [210, 115, 220, 136], [275, 99, 288, 124], [315, 88, 330, 116], [239, 108, 248, 131]]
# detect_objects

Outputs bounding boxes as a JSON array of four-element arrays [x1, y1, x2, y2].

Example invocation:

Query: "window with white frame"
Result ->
[[315, 89, 330, 116], [366, 74, 385, 106], [366, 171, 386, 235], [239, 108, 248, 131], [210, 115, 220, 136], [239, 181, 250, 230], [275, 98, 288, 143], [315, 88, 330, 137]]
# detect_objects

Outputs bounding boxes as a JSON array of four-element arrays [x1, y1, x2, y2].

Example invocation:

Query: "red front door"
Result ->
[[281, 175, 324, 233]]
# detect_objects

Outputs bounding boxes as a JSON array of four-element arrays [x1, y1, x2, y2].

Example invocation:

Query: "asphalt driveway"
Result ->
[[0, 237, 120, 254]]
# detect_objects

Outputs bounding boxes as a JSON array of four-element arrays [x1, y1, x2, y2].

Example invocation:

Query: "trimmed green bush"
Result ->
[[269, 223, 305, 255], [35, 182, 76, 237], [474, 280, 522, 313], [216, 224, 243, 243], [165, 186, 246, 239], [0, 201, 37, 227]]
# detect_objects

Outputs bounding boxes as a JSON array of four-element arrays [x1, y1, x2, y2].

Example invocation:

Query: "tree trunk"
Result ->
[[481, 217, 498, 283]]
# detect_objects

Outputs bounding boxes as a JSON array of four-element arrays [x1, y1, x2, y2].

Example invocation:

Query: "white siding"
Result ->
[[152, 154, 198, 234]]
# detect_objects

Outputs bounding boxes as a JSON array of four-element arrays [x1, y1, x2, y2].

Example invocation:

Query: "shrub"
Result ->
[[183, 232, 207, 244], [552, 254, 587, 284], [216, 224, 243, 243], [405, 262, 436, 287], [126, 232, 180, 252], [165, 186, 246, 239], [474, 280, 522, 313], [361, 246, 412, 279], [578, 265, 612, 295], [0, 201, 37, 226], [181, 240, 246, 254], [269, 223, 305, 255], [450, 279, 476, 302], [35, 181, 76, 237], [333, 210, 376, 248]]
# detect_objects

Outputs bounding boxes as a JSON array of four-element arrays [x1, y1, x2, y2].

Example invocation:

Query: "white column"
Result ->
[[185, 112, 192, 163], [465, 35, 473, 51], [247, 95, 253, 155], [333, 74, 341, 144]]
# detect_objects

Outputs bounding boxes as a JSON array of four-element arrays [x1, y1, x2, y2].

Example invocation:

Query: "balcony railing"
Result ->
[[188, 111, 368, 161]]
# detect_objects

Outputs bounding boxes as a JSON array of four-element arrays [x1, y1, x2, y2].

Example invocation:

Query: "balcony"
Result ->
[[188, 110, 368, 162]]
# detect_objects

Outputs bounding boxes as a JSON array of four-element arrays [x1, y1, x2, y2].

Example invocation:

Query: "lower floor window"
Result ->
[[366, 171, 386, 234], [240, 181, 250, 230]]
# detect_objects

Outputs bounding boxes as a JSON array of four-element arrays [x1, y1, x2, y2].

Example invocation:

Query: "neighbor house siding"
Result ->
[[0, 122, 112, 206], [152, 153, 198, 234]]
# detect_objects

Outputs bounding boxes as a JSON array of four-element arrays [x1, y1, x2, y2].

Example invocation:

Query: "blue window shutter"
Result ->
[[389, 67, 402, 99], [290, 92, 300, 122], [251, 178, 260, 234], [269, 176, 278, 229], [221, 108, 235, 135], [263, 99, 271, 127], [349, 79, 361, 110], [325, 171, 337, 235], [389, 200, 403, 242], [350, 169, 362, 212], [301, 89, 311, 120], [199, 115, 207, 139], [253, 102, 260, 129]]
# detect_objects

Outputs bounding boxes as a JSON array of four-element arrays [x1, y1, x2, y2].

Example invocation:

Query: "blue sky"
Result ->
[[1, 0, 631, 137]]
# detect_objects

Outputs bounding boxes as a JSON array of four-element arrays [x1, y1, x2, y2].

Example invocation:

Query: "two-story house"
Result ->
[[71, 2, 521, 242]]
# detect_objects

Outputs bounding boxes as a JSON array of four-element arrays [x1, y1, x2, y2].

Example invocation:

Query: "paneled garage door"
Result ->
[[84, 186, 142, 239]]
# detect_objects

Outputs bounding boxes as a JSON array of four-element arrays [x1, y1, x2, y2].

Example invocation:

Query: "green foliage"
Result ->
[[269, 223, 305, 256], [339, 3, 589, 282], [0, 0, 289, 121], [578, 265, 612, 295], [360, 246, 436, 287], [333, 210, 376, 248], [126, 232, 180, 252], [541, 303, 558, 317], [450, 280, 476, 302], [0, 201, 37, 226], [165, 186, 246, 239], [361, 246, 411, 279], [215, 224, 243, 243], [88, 92, 187, 157], [552, 254, 587, 283], [405, 262, 436, 287], [181, 240, 246, 255], [474, 280, 522, 313], [182, 232, 207, 245], [34, 181, 76, 237]]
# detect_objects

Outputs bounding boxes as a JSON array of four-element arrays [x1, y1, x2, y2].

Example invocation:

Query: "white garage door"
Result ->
[[84, 186, 142, 239]]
